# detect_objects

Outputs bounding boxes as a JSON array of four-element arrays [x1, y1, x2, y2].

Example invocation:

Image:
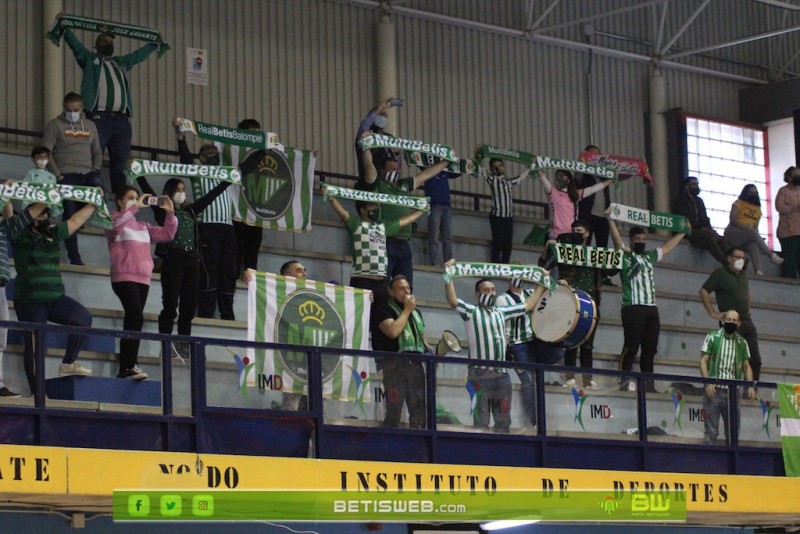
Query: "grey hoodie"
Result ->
[[42, 112, 102, 176]]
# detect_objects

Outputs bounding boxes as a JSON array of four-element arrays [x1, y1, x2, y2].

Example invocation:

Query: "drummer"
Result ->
[[444, 259, 547, 433], [541, 220, 616, 390]]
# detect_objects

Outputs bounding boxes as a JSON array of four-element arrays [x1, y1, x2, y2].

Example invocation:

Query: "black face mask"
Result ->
[[366, 209, 380, 222], [745, 193, 760, 204], [792, 177, 800, 186], [557, 232, 584, 245], [632, 242, 646, 254], [35, 220, 50, 234], [723, 322, 738, 335], [204, 155, 220, 166], [98, 43, 114, 56], [687, 186, 700, 196]]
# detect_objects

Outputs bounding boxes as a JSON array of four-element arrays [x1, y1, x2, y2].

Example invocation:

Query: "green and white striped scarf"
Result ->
[[0, 182, 111, 229], [322, 184, 430, 213], [46, 14, 170, 57], [444, 262, 556, 292]]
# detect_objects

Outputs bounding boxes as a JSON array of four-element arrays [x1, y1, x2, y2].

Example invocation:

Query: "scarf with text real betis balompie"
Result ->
[[247, 272, 371, 401], [46, 14, 170, 57], [127, 159, 242, 185], [322, 184, 430, 213], [444, 262, 556, 292], [779, 383, 800, 477], [0, 182, 111, 229], [360, 133, 458, 163], [176, 117, 283, 152], [609, 203, 692, 234]]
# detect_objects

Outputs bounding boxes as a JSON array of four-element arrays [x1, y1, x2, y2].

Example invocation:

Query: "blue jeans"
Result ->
[[427, 204, 452, 265], [91, 112, 132, 194], [509, 342, 535, 425], [60, 171, 103, 264], [15, 296, 93, 394]]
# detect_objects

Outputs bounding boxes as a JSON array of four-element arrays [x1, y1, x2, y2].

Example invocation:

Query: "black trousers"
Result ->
[[111, 281, 150, 373], [489, 215, 513, 264], [233, 220, 263, 275], [198, 223, 238, 320], [159, 249, 200, 336], [619, 304, 660, 373]]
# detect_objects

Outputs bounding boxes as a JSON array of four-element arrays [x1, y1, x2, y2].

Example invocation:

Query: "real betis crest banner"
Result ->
[[0, 182, 111, 229], [779, 383, 800, 477], [530, 155, 617, 180], [444, 262, 556, 292], [360, 133, 458, 163], [322, 184, 430, 213], [609, 203, 692, 234], [580, 150, 653, 183], [247, 272, 371, 401], [46, 14, 170, 57], [176, 117, 283, 152], [127, 159, 242, 185], [552, 243, 624, 269], [223, 145, 315, 232]]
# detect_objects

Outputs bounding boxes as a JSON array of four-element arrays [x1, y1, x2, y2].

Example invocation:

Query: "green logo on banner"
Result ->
[[240, 149, 294, 220], [275, 290, 344, 384]]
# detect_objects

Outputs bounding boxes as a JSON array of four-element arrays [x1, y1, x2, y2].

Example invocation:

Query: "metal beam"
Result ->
[[652, 0, 669, 56], [659, 0, 711, 55], [752, 0, 800, 11], [534, 0, 664, 34], [528, 0, 561, 33], [664, 24, 800, 60], [776, 47, 800, 79]]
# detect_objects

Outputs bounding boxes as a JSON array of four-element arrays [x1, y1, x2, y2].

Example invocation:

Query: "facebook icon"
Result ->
[[128, 494, 150, 516]]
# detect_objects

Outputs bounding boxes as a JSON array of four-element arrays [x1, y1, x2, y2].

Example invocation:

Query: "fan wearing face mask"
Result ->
[[328, 196, 424, 307], [671, 176, 727, 266], [537, 167, 613, 242], [355, 97, 399, 182], [723, 184, 783, 275], [699, 310, 756, 445], [479, 158, 531, 264], [106, 187, 177, 380], [444, 261, 547, 433], [608, 215, 687, 392], [136, 175, 232, 362], [699, 247, 763, 381], [23, 147, 63, 220], [775, 166, 800, 278]]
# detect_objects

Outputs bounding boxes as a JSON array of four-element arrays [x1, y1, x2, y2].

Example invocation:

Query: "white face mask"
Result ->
[[125, 200, 137, 210], [373, 115, 388, 129], [65, 111, 82, 123], [732, 258, 745, 272], [173, 192, 186, 205], [35, 158, 48, 169]]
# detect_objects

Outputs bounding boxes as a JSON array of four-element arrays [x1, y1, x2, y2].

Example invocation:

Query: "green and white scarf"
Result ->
[[531, 155, 617, 180], [322, 184, 429, 213], [46, 14, 170, 57], [476, 145, 535, 166], [443, 262, 555, 291], [127, 159, 242, 185], [0, 182, 111, 229], [176, 117, 283, 152], [609, 203, 691, 234], [551, 243, 624, 269], [360, 133, 458, 163], [403, 151, 475, 175]]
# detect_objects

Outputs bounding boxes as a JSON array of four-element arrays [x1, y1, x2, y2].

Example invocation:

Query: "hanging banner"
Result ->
[[779, 383, 800, 477]]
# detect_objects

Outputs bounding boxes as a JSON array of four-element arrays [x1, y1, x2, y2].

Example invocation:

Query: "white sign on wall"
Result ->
[[186, 47, 208, 86]]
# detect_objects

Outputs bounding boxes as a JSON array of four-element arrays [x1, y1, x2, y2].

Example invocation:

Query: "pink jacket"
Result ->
[[106, 205, 177, 285]]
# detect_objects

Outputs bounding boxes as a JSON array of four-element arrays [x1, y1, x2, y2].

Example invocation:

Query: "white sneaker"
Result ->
[[756, 269, 765, 276], [585, 380, 599, 390], [771, 253, 784, 265], [562, 378, 576, 388], [627, 381, 637, 392], [59, 362, 93, 377], [117, 365, 148, 380]]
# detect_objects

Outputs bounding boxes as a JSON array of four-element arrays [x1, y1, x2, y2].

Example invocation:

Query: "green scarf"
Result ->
[[388, 301, 426, 353], [127, 159, 242, 185], [322, 184, 430, 213], [46, 14, 170, 57], [1, 182, 111, 229]]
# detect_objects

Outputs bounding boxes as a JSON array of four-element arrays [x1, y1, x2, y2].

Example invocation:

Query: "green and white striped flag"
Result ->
[[779, 383, 800, 477], [247, 271, 371, 401], [220, 144, 315, 232]]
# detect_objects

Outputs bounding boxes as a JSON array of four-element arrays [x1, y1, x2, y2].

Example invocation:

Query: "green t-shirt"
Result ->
[[373, 177, 415, 239], [345, 214, 400, 277], [702, 267, 749, 315], [12, 222, 69, 303]]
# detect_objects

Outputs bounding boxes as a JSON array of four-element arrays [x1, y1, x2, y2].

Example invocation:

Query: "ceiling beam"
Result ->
[[533, 0, 663, 34], [664, 24, 800, 60], [527, 0, 561, 33], [659, 0, 711, 55]]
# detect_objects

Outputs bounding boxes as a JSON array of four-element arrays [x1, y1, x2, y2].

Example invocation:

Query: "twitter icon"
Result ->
[[160, 495, 182, 517]]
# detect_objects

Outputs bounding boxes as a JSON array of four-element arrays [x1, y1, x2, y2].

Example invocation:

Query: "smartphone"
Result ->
[[146, 196, 164, 207], [389, 98, 404, 107]]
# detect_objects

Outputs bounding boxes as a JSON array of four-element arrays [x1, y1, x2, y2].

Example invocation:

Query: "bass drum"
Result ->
[[531, 284, 597, 349]]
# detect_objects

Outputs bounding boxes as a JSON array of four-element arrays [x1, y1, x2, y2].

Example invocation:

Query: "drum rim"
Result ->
[[532, 286, 582, 343]]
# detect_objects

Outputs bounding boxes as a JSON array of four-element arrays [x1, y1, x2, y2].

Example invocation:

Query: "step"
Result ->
[[46, 375, 161, 406]]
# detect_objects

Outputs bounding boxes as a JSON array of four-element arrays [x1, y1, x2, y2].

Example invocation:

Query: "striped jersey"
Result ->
[[495, 289, 535, 344], [701, 328, 750, 380], [345, 215, 399, 277], [485, 173, 524, 217], [456, 298, 528, 368], [11, 222, 70, 303], [620, 248, 662, 307], [96, 59, 130, 114]]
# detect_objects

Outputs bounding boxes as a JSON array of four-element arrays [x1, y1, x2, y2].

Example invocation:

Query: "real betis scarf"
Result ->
[[609, 203, 691, 234], [0, 182, 111, 229], [247, 271, 371, 402], [475, 145, 535, 166], [444, 262, 556, 292], [387, 301, 426, 353], [176, 117, 283, 152], [580, 150, 653, 183], [779, 383, 800, 477], [403, 151, 475, 175], [127, 159, 242, 185], [360, 133, 458, 163], [551, 243, 624, 269], [46, 14, 170, 57], [322, 184, 430, 213], [530, 154, 617, 180]]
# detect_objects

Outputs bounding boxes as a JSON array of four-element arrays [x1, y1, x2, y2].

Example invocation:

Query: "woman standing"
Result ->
[[537, 169, 612, 239], [723, 184, 783, 275], [107, 187, 176, 379], [776, 167, 800, 278]]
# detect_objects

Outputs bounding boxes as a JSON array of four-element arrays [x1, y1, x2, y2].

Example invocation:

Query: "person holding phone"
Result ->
[[106, 186, 176, 379]]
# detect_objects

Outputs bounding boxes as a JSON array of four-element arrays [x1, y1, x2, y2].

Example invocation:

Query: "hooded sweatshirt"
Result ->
[[42, 111, 103, 177], [106, 205, 177, 285]]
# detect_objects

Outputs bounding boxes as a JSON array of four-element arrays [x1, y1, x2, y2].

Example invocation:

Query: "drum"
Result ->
[[531, 285, 597, 348]]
